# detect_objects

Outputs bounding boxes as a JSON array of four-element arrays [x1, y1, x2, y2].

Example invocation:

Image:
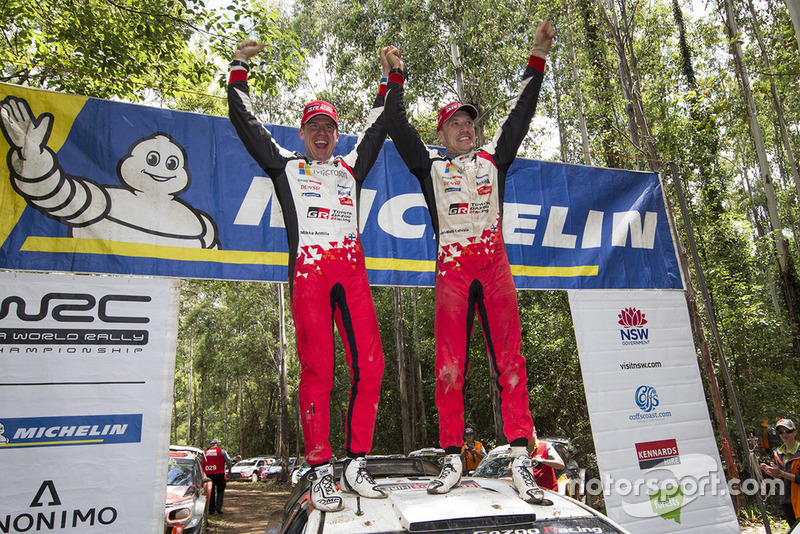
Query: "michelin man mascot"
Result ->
[[0, 96, 220, 249]]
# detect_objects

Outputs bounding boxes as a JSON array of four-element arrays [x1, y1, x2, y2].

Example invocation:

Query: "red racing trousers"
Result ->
[[292, 244, 384, 465], [434, 243, 533, 450]]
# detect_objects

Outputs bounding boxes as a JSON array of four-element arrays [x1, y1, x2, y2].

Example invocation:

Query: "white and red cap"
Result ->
[[437, 102, 478, 132], [776, 419, 796, 431], [301, 100, 338, 127]]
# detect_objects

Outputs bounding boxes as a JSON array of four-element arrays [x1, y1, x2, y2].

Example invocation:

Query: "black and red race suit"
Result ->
[[228, 66, 386, 465], [385, 56, 547, 451]]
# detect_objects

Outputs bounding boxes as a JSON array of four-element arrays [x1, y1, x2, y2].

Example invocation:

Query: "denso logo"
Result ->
[[619, 307, 649, 345], [0, 294, 151, 324], [448, 203, 469, 215], [307, 207, 330, 219]]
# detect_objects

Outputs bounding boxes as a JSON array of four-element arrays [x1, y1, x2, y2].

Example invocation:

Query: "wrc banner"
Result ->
[[0, 271, 178, 532], [568, 290, 739, 533], [0, 82, 682, 290]]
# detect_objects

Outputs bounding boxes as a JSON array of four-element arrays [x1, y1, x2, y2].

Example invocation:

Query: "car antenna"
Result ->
[[355, 496, 363, 516]]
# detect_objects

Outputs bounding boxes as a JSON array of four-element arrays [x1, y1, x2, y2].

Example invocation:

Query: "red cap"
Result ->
[[437, 102, 478, 132], [301, 100, 338, 127]]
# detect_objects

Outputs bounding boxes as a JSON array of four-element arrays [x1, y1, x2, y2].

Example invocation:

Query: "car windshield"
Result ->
[[237, 460, 256, 467], [167, 460, 195, 486], [472, 455, 512, 478]]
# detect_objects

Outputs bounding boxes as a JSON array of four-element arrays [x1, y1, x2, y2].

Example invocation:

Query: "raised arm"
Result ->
[[383, 46, 435, 179], [487, 19, 555, 169], [227, 40, 292, 179], [345, 46, 392, 182]]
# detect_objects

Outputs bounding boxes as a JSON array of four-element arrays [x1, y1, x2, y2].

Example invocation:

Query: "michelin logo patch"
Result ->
[[0, 414, 142, 448]]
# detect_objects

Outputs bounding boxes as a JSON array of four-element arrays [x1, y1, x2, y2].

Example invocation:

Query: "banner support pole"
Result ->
[[670, 161, 772, 534]]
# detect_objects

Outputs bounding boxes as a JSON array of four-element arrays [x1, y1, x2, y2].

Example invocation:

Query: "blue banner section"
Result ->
[[0, 83, 682, 289], [0, 413, 143, 448]]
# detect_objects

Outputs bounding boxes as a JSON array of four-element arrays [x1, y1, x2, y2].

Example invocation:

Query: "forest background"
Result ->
[[3, 0, 800, 521]]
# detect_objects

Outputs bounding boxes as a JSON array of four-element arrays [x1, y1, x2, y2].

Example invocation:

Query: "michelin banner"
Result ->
[[0, 271, 179, 532], [568, 290, 739, 533], [0, 82, 682, 290]]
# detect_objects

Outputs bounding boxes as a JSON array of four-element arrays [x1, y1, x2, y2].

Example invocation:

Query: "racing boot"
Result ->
[[427, 453, 462, 494], [341, 457, 387, 499], [511, 455, 545, 504], [308, 462, 344, 512]]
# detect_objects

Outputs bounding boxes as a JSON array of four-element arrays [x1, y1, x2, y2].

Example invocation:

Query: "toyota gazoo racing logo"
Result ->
[[618, 307, 649, 345], [307, 207, 330, 219], [448, 203, 469, 215]]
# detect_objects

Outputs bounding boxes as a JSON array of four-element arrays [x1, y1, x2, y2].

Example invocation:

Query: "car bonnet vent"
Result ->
[[407, 513, 537, 532]]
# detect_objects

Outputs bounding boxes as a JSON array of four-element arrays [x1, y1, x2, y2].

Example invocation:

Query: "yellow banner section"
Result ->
[[21, 237, 597, 277], [0, 83, 88, 245]]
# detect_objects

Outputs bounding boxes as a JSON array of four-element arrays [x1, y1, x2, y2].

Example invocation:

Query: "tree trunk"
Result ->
[[575, 0, 622, 168], [394, 287, 412, 454], [278, 283, 290, 481], [721, 0, 800, 336], [563, 13, 592, 166], [410, 288, 428, 447], [238, 378, 244, 456], [747, 0, 800, 219], [784, 0, 800, 52]]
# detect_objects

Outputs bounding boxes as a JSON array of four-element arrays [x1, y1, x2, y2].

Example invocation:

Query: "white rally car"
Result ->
[[278, 456, 631, 534]]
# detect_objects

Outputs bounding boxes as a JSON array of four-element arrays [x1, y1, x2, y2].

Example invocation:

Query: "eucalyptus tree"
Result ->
[[0, 0, 306, 116]]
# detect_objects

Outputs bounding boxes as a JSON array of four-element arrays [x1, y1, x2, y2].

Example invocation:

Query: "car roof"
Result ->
[[282, 457, 630, 534], [168, 444, 204, 459]]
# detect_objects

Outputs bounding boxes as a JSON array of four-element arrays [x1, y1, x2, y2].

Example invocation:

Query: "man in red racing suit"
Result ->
[[384, 20, 555, 503], [228, 41, 391, 512]]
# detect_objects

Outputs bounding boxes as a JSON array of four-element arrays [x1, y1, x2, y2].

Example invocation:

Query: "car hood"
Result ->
[[231, 465, 256, 473], [165, 486, 193, 505], [304, 476, 629, 534]]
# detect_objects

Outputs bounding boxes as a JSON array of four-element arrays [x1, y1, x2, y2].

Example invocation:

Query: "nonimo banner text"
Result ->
[[0, 82, 682, 290]]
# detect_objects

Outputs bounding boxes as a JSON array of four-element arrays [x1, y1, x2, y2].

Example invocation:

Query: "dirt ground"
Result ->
[[206, 479, 293, 534], [206, 480, 791, 534]]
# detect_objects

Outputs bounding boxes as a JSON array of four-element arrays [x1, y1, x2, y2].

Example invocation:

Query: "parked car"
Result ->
[[407, 447, 446, 465], [291, 460, 311, 486], [471, 437, 586, 500], [227, 456, 273, 482], [279, 456, 630, 534], [260, 456, 299, 481], [165, 445, 211, 534]]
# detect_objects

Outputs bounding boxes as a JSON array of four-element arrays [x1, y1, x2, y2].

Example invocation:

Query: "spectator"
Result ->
[[460, 428, 486, 474], [761, 418, 799, 527], [527, 429, 565, 492], [202, 438, 232, 515]]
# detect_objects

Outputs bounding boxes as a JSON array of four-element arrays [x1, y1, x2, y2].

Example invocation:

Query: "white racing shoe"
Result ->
[[511, 455, 545, 503], [341, 457, 387, 499], [427, 453, 462, 494], [308, 463, 344, 512]]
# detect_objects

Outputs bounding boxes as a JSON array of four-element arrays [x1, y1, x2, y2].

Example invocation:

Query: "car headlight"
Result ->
[[167, 506, 193, 522]]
